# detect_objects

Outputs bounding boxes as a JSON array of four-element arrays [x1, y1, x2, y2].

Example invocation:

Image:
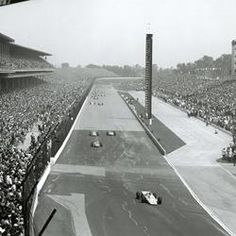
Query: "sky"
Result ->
[[0, 0, 235, 68]]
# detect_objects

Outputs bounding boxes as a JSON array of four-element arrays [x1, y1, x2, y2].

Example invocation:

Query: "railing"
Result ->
[[22, 125, 56, 236], [22, 80, 94, 236]]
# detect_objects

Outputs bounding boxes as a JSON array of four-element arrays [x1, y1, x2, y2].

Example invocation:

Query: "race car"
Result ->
[[136, 191, 162, 205], [91, 140, 103, 148], [89, 130, 99, 137], [106, 131, 116, 136]]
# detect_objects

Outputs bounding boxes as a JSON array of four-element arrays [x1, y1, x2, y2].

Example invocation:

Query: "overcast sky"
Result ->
[[0, 0, 235, 68]]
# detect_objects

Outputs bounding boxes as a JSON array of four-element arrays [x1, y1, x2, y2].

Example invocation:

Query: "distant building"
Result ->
[[0, 32, 53, 91], [61, 62, 70, 68], [0, 32, 53, 76], [232, 40, 236, 75], [145, 34, 153, 120], [0, 32, 13, 59]]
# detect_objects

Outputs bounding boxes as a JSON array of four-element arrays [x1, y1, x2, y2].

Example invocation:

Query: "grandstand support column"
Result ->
[[16, 78, 20, 89], [232, 40, 236, 76], [8, 78, 11, 90], [18, 78, 22, 89], [21, 77, 25, 88], [12, 78, 15, 90], [31, 77, 35, 86], [1, 78, 6, 91], [14, 78, 19, 90], [5, 78, 9, 91], [23, 78, 27, 88], [32, 77, 36, 86], [0, 78, 2, 92], [19, 78, 23, 88], [9, 78, 14, 90], [145, 33, 153, 121], [26, 77, 29, 87]]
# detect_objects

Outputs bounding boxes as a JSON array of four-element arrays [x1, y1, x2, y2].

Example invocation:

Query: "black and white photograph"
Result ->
[[0, 0, 236, 235]]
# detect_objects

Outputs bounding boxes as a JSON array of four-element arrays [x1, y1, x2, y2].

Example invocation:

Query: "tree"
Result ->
[[86, 64, 101, 69], [214, 54, 231, 76], [194, 55, 214, 69]]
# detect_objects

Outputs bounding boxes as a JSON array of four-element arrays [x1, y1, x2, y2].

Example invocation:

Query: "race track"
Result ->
[[33, 79, 229, 236]]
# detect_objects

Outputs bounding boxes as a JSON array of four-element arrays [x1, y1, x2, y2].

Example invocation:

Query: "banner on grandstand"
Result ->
[[0, 0, 29, 6]]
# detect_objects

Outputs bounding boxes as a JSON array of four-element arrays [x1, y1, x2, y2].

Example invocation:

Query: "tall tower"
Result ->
[[232, 40, 236, 75], [145, 34, 153, 120]]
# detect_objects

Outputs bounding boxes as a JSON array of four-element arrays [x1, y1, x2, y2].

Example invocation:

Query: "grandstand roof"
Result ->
[[10, 43, 52, 56], [0, 32, 15, 43]]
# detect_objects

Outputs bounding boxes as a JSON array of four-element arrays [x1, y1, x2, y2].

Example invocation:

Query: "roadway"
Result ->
[[130, 90, 236, 235], [33, 79, 229, 236]]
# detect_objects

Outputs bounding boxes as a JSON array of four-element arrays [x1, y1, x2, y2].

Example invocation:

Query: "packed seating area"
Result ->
[[222, 146, 236, 164], [116, 74, 236, 163], [0, 71, 97, 235], [0, 54, 53, 71], [1, 61, 235, 234], [116, 74, 236, 134], [153, 74, 236, 133], [0, 32, 53, 72]]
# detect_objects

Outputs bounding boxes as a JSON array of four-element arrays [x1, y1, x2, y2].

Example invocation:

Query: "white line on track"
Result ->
[[159, 183, 175, 198], [121, 202, 139, 226], [48, 193, 92, 236], [163, 155, 235, 236], [52, 95, 90, 164], [219, 164, 236, 181], [31, 94, 90, 219]]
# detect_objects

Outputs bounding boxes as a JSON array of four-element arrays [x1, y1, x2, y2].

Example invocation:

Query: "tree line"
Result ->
[[84, 53, 232, 78], [85, 64, 144, 77], [175, 54, 232, 77]]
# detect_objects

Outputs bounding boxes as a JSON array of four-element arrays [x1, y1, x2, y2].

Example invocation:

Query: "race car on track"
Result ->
[[136, 191, 162, 205], [106, 131, 116, 136], [91, 140, 103, 148], [89, 130, 99, 137]]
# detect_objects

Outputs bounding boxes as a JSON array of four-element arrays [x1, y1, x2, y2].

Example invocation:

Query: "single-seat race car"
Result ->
[[91, 140, 103, 148], [106, 131, 116, 136], [136, 191, 162, 205], [89, 130, 99, 137]]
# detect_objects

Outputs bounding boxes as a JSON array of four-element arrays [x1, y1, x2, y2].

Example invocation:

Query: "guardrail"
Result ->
[[119, 92, 167, 155], [136, 115, 167, 155], [22, 81, 94, 236], [157, 97, 232, 137]]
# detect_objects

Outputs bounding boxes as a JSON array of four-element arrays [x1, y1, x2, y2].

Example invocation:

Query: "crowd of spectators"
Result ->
[[116, 74, 236, 134], [222, 146, 236, 164], [152, 74, 236, 133], [0, 54, 53, 71], [2, 62, 234, 234], [0, 71, 93, 235], [0, 64, 117, 235], [116, 72, 236, 163]]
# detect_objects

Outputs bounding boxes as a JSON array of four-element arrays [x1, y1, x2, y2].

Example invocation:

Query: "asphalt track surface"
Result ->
[[130, 91, 236, 235], [119, 91, 185, 154], [33, 79, 229, 236]]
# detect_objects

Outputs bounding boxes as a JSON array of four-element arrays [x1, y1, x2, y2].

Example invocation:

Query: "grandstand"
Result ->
[[0, 32, 53, 91], [0, 0, 29, 7]]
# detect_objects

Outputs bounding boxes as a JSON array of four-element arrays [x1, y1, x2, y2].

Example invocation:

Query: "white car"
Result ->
[[89, 130, 99, 137], [91, 140, 103, 148], [136, 191, 162, 205], [106, 131, 116, 136]]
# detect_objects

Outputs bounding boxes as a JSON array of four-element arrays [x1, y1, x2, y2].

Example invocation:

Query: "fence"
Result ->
[[22, 126, 56, 236], [22, 81, 94, 236]]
